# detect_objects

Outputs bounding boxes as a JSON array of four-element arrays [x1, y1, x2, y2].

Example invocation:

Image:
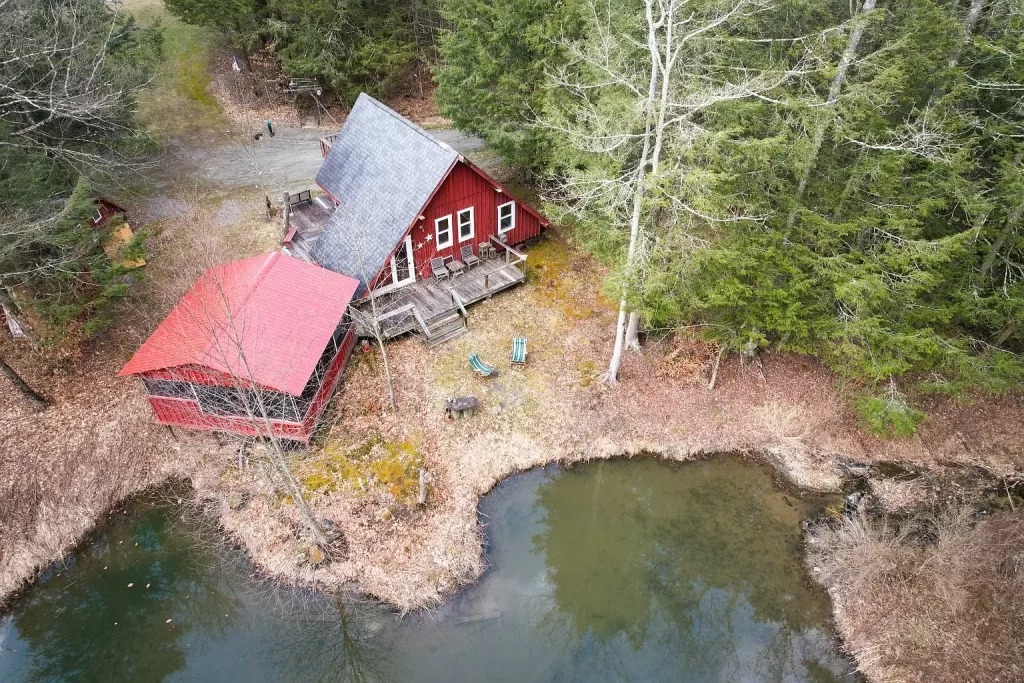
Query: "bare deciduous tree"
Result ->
[[0, 0, 156, 182], [543, 0, 795, 383]]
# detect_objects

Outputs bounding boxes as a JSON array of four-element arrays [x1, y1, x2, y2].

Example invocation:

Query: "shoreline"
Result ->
[[4, 235, 1023, 681], [4, 437, 1014, 682]]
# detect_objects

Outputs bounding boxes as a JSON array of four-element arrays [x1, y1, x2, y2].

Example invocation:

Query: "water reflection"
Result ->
[[0, 457, 854, 682], [5, 505, 239, 681], [530, 458, 845, 682], [261, 596, 397, 683]]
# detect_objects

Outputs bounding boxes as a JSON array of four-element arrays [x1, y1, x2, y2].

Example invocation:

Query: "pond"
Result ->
[[0, 457, 856, 682]]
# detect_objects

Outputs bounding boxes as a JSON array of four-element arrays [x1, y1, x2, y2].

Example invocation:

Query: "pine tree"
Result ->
[[436, 0, 583, 171]]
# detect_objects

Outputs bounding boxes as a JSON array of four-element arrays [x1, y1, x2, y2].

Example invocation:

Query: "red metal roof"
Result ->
[[120, 252, 360, 396]]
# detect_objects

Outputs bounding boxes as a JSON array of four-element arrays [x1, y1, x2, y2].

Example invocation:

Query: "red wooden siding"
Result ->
[[407, 162, 545, 281], [144, 325, 356, 442]]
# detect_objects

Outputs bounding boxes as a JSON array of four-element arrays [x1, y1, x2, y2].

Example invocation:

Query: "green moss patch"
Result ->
[[302, 435, 425, 504]]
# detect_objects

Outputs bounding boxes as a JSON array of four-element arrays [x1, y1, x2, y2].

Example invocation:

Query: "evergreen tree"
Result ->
[[436, 0, 583, 170], [531, 0, 1023, 423]]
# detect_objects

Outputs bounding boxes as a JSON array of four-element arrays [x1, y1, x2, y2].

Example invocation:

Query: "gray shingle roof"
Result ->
[[312, 93, 459, 293]]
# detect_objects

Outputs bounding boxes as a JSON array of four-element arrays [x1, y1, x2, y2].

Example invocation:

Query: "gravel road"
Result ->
[[176, 126, 488, 194]]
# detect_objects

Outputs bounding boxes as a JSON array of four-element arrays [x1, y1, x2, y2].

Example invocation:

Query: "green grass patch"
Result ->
[[128, 1, 226, 139], [856, 391, 925, 439], [527, 236, 602, 319], [577, 359, 598, 388]]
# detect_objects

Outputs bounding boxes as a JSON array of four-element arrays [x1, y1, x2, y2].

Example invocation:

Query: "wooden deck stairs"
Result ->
[[421, 312, 468, 347]]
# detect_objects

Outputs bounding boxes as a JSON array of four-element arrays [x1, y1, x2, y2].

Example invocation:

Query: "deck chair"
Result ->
[[461, 245, 480, 270], [430, 257, 450, 282], [510, 337, 528, 366], [469, 353, 497, 377]]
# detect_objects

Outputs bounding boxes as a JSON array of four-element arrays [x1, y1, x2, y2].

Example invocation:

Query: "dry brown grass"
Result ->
[[808, 509, 1024, 682], [0, 337, 187, 604]]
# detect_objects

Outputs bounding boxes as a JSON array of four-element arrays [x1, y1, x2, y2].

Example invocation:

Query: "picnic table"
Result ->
[[445, 396, 480, 419]]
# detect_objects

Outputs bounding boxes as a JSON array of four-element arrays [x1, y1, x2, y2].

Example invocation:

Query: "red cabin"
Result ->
[[307, 93, 547, 293], [119, 253, 359, 442], [283, 93, 549, 341]]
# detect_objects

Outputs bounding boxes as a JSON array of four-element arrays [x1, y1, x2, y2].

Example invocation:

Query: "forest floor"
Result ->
[[2, 3, 1023, 681]]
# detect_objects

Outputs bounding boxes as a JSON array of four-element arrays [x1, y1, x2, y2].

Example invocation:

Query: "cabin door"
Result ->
[[390, 235, 415, 287]]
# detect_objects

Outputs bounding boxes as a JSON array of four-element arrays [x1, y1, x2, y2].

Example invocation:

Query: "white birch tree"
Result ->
[[543, 0, 794, 383]]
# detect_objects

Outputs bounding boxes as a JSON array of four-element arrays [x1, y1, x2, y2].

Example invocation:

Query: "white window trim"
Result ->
[[497, 200, 516, 235], [435, 214, 453, 249], [457, 207, 475, 243], [93, 208, 104, 224]]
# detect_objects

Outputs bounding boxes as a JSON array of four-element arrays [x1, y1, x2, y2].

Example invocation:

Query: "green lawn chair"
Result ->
[[511, 337, 528, 366], [469, 353, 497, 377]]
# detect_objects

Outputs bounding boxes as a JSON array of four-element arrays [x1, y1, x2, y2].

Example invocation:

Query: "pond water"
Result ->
[[0, 457, 855, 682]]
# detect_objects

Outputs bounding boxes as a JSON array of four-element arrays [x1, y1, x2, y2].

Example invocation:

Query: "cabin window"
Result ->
[[457, 207, 475, 243], [435, 214, 453, 249], [498, 201, 516, 234]]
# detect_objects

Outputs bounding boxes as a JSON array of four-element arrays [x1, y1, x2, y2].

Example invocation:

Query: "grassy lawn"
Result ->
[[124, 0, 227, 139]]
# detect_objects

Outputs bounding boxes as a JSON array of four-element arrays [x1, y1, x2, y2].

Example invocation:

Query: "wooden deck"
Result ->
[[283, 195, 334, 262], [364, 241, 528, 343]]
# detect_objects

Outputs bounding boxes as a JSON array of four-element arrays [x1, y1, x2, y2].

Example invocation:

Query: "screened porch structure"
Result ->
[[120, 253, 360, 442]]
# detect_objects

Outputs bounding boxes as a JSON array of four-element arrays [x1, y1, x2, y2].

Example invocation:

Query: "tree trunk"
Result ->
[[929, 0, 984, 105], [625, 312, 641, 352], [0, 356, 49, 409], [603, 1, 662, 384], [234, 46, 253, 74], [376, 336, 398, 411], [994, 323, 1017, 347], [367, 292, 398, 411], [981, 152, 1023, 278], [788, 0, 877, 228]]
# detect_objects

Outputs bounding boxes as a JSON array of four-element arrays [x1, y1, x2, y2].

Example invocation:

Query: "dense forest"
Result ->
[[440, 0, 1024, 433], [3, 0, 1022, 433]]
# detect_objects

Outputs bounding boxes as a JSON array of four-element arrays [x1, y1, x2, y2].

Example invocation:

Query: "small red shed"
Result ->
[[310, 93, 548, 293], [120, 252, 360, 442]]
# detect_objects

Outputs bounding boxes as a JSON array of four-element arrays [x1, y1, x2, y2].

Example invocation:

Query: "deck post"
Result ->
[[282, 192, 290, 237], [484, 273, 489, 293]]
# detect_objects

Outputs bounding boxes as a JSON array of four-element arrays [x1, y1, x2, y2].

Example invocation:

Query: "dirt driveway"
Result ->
[[170, 126, 488, 195]]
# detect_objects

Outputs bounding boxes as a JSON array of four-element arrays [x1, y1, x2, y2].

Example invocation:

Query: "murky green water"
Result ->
[[0, 457, 855, 682]]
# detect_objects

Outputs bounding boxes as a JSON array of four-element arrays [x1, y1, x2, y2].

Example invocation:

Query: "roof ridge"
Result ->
[[357, 93, 457, 156]]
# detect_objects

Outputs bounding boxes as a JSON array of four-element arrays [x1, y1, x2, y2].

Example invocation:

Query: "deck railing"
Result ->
[[482, 236, 527, 294], [319, 134, 338, 158]]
